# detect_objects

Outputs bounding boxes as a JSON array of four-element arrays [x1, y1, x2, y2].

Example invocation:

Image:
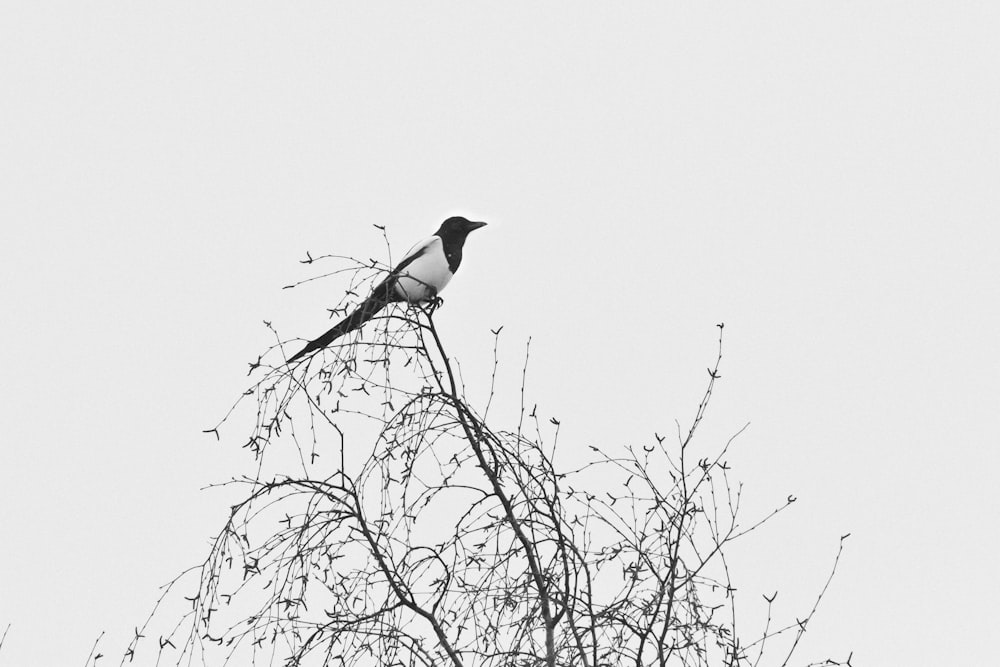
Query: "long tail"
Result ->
[[288, 287, 391, 363]]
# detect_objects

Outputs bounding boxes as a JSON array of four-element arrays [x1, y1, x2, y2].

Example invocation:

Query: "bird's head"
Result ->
[[436, 216, 487, 240]]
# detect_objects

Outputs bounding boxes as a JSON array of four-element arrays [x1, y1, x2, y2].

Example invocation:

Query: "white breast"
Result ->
[[393, 236, 454, 302]]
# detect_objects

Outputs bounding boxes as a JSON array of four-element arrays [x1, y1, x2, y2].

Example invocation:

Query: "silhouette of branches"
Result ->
[[126, 246, 848, 666]]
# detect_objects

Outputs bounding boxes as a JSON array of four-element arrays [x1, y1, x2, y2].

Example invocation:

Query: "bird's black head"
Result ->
[[434, 216, 486, 273], [435, 216, 487, 241]]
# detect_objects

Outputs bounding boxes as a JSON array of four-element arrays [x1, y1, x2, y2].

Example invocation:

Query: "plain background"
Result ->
[[2, 2, 998, 665]]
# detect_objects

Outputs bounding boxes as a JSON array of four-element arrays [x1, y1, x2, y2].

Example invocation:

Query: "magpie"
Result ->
[[288, 216, 487, 363]]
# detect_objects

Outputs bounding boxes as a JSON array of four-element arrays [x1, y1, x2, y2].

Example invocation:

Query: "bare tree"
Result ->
[[120, 238, 850, 667]]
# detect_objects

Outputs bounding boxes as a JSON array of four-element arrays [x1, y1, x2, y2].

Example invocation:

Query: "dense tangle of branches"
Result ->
[[119, 245, 849, 667]]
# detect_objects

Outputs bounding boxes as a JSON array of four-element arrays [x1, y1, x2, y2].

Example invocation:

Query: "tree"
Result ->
[[121, 240, 849, 667]]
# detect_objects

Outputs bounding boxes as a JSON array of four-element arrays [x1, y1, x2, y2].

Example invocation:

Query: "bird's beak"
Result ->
[[467, 220, 487, 231]]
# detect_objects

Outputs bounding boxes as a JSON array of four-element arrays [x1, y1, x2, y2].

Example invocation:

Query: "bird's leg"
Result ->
[[426, 289, 444, 313]]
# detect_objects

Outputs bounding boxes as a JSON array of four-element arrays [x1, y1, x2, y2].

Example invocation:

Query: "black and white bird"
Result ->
[[288, 216, 487, 363]]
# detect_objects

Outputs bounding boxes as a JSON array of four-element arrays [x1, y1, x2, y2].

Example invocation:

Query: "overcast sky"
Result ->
[[1, 2, 998, 665]]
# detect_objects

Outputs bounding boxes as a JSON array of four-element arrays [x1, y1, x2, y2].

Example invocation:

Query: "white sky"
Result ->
[[1, 2, 998, 665]]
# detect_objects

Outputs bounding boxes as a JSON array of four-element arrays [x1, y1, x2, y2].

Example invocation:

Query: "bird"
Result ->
[[287, 216, 487, 363]]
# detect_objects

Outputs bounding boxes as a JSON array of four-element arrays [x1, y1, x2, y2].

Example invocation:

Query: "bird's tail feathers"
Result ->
[[287, 291, 390, 363]]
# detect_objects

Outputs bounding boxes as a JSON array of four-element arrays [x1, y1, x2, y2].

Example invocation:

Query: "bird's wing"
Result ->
[[287, 236, 445, 363], [390, 236, 436, 275], [365, 236, 436, 303]]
